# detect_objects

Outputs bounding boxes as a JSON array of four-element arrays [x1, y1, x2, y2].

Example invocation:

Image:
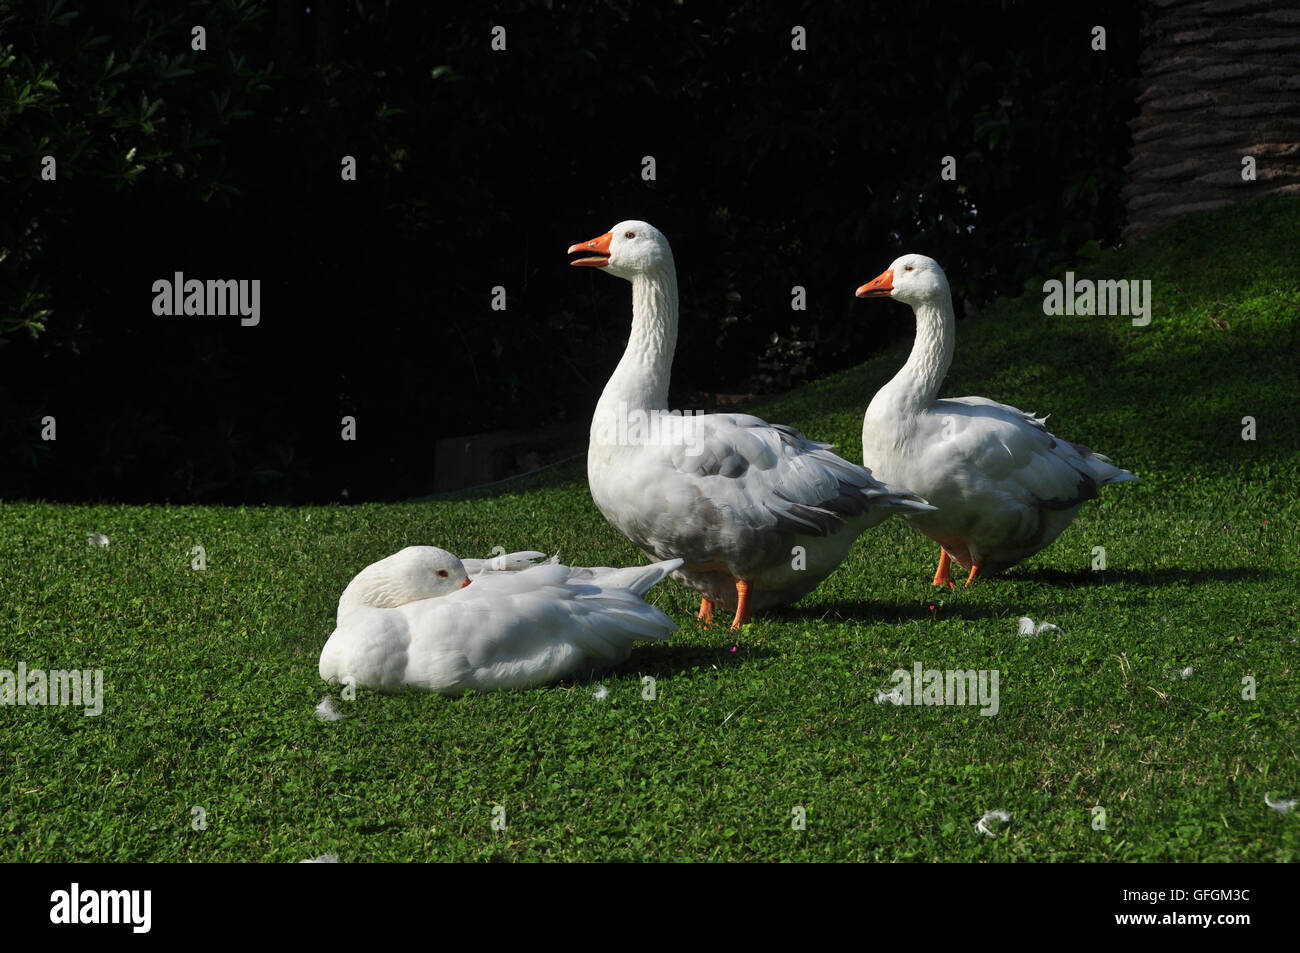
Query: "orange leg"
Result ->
[[932, 547, 955, 589], [964, 562, 982, 587], [697, 597, 714, 626], [729, 579, 753, 631]]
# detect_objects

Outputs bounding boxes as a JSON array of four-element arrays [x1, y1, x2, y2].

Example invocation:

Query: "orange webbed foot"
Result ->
[[728, 579, 752, 631], [697, 597, 714, 627], [932, 547, 956, 590]]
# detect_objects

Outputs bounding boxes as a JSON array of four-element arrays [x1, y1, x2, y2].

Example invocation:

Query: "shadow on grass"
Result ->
[[779, 566, 1276, 623], [558, 639, 775, 685], [776, 600, 1010, 625], [1007, 567, 1276, 587]]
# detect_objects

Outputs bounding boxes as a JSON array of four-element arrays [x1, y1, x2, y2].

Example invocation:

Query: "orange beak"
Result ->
[[461, 577, 472, 589], [568, 231, 613, 267], [856, 269, 894, 299]]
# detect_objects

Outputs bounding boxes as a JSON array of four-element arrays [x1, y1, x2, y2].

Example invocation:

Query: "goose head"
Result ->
[[392, 546, 473, 596], [343, 546, 472, 610], [568, 220, 673, 281], [856, 254, 950, 307]]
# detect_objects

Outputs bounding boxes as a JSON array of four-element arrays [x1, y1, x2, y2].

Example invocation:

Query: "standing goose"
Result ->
[[568, 220, 934, 629], [856, 254, 1138, 587], [321, 546, 682, 696]]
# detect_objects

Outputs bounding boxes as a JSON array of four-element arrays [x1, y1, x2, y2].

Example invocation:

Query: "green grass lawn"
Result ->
[[2, 197, 1298, 862]]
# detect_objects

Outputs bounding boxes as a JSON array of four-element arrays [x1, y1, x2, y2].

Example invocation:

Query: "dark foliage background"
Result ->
[[0, 0, 1141, 502]]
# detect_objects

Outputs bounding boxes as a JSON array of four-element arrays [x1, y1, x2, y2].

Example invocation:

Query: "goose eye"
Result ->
[[624, 231, 635, 239], [437, 569, 449, 578], [905, 265, 914, 272]]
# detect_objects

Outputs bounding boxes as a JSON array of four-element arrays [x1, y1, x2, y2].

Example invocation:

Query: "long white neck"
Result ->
[[592, 265, 679, 440], [869, 295, 955, 417]]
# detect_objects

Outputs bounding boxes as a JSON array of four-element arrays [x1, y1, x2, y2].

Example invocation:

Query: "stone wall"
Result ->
[[1122, 0, 1300, 240]]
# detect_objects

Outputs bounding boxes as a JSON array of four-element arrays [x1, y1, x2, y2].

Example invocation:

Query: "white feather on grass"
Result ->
[[975, 809, 1011, 837], [1018, 616, 1061, 636], [592, 685, 609, 701], [299, 853, 340, 863], [87, 533, 110, 548], [1264, 794, 1297, 814], [874, 685, 905, 705], [314, 696, 345, 722]]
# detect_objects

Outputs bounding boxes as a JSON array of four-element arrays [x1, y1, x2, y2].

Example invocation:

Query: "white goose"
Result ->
[[856, 254, 1138, 587], [568, 220, 934, 630], [336, 547, 548, 619], [320, 546, 682, 696]]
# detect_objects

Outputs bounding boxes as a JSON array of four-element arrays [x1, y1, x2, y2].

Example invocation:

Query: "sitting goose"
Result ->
[[320, 546, 682, 695]]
